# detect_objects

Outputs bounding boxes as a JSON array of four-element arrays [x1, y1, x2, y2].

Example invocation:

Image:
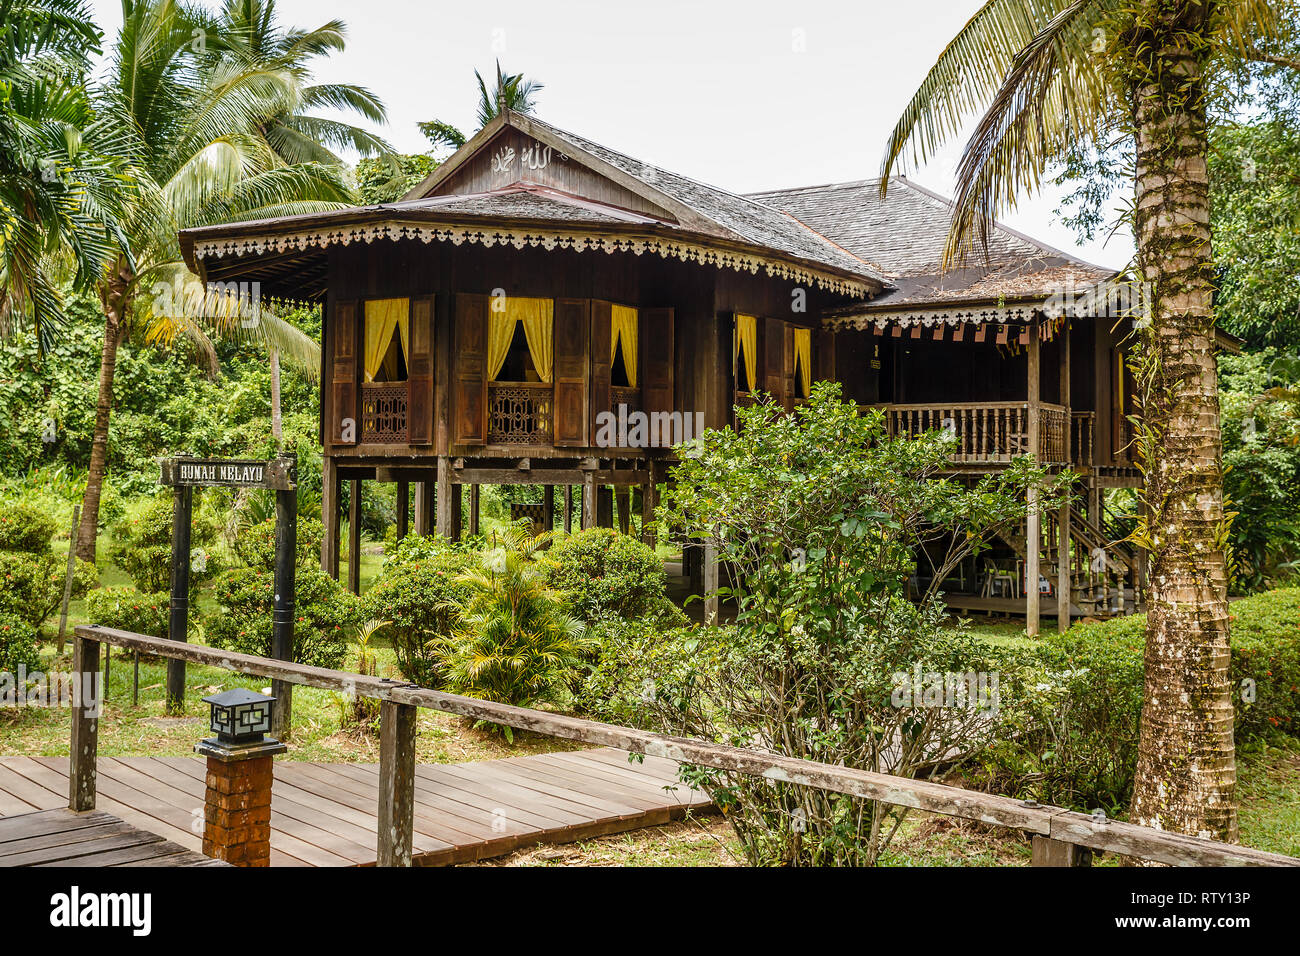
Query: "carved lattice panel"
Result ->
[[488, 384, 552, 444], [361, 383, 408, 443]]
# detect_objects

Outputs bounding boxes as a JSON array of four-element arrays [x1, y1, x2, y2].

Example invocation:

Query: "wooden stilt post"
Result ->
[[418, 480, 434, 536], [703, 538, 719, 625], [347, 478, 361, 595], [616, 487, 631, 535], [597, 486, 613, 528], [413, 480, 426, 535], [450, 482, 463, 541], [395, 479, 409, 540], [1057, 500, 1071, 634], [564, 485, 573, 534], [435, 457, 453, 539], [322, 456, 340, 579], [581, 474, 596, 529], [641, 477, 655, 544], [1026, 321, 1041, 637], [543, 484, 555, 533], [470, 484, 481, 536]]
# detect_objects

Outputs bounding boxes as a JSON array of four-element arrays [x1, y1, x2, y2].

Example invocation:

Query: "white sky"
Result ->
[[88, 0, 1134, 269]]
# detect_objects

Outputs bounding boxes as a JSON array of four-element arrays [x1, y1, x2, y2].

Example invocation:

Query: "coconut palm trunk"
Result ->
[[1126, 3, 1236, 841], [76, 263, 133, 562], [270, 347, 283, 445]]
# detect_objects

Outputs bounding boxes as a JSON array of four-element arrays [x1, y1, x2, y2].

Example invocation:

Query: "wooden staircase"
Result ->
[[1000, 511, 1141, 618]]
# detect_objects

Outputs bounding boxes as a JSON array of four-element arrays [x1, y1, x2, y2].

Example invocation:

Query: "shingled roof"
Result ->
[[747, 177, 1115, 311], [502, 114, 885, 285]]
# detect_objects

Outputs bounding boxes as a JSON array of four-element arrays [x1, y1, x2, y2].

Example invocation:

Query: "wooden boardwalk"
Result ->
[[0, 749, 712, 866], [0, 808, 224, 867]]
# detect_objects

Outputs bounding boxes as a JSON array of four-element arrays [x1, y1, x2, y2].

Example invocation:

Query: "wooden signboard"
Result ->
[[159, 456, 296, 491]]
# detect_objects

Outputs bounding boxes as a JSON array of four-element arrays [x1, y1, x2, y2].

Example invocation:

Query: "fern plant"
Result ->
[[440, 528, 591, 739]]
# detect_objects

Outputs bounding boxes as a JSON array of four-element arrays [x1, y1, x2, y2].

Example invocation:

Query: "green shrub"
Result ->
[[111, 495, 221, 594], [543, 527, 682, 624], [0, 500, 57, 554], [85, 587, 170, 639], [982, 588, 1300, 812], [0, 550, 97, 629], [361, 535, 469, 688], [576, 618, 718, 726], [442, 530, 594, 729], [204, 566, 362, 669], [0, 613, 40, 677], [233, 516, 325, 572]]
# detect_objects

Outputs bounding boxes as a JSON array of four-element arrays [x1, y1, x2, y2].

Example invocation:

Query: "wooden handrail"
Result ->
[[71, 625, 1300, 868]]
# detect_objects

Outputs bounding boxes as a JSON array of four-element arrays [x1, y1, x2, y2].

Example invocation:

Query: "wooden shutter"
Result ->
[[763, 316, 787, 408], [816, 329, 836, 385], [642, 307, 674, 445], [331, 300, 358, 445], [590, 299, 613, 440], [407, 295, 434, 444], [783, 323, 796, 408], [453, 293, 488, 444], [553, 298, 590, 446]]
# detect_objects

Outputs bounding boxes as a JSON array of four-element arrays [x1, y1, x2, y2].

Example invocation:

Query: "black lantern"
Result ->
[[203, 688, 274, 746]]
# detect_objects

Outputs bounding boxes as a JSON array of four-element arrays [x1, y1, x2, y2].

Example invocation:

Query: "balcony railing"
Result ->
[[873, 402, 1071, 464], [1072, 411, 1095, 464], [488, 382, 552, 445], [361, 382, 408, 444], [611, 386, 641, 415]]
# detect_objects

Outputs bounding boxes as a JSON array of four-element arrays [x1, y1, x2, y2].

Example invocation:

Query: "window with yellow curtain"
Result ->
[[364, 298, 410, 382], [734, 314, 757, 393], [611, 305, 638, 388], [793, 327, 812, 398], [488, 297, 554, 383]]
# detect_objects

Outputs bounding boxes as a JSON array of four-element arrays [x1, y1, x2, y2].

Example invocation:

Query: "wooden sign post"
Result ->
[[159, 454, 297, 731]]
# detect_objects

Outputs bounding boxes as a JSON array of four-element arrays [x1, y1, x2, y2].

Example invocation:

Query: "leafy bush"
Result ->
[[650, 383, 1060, 865], [0, 613, 40, 676], [0, 500, 57, 554], [361, 535, 469, 688], [85, 587, 170, 639], [543, 527, 683, 625], [575, 618, 714, 726], [982, 588, 1300, 812], [111, 495, 221, 594], [204, 566, 362, 669], [0, 550, 98, 629], [233, 515, 325, 572], [440, 529, 593, 731]]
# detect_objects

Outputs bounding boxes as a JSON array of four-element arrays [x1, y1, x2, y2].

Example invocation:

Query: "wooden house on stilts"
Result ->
[[180, 110, 1222, 634]]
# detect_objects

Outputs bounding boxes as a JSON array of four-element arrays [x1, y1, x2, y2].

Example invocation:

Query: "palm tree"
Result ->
[[880, 0, 1283, 843], [0, 0, 132, 350], [209, 0, 392, 166], [441, 527, 591, 737], [206, 0, 394, 442], [417, 60, 544, 154], [74, 0, 357, 562]]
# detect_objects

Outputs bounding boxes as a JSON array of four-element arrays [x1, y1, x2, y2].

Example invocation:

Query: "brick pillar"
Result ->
[[202, 753, 274, 866]]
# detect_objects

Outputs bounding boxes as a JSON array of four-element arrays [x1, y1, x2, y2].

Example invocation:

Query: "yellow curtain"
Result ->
[[735, 313, 757, 392], [488, 297, 553, 382], [364, 298, 409, 382], [516, 298, 553, 383], [793, 328, 812, 397], [611, 305, 638, 387]]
